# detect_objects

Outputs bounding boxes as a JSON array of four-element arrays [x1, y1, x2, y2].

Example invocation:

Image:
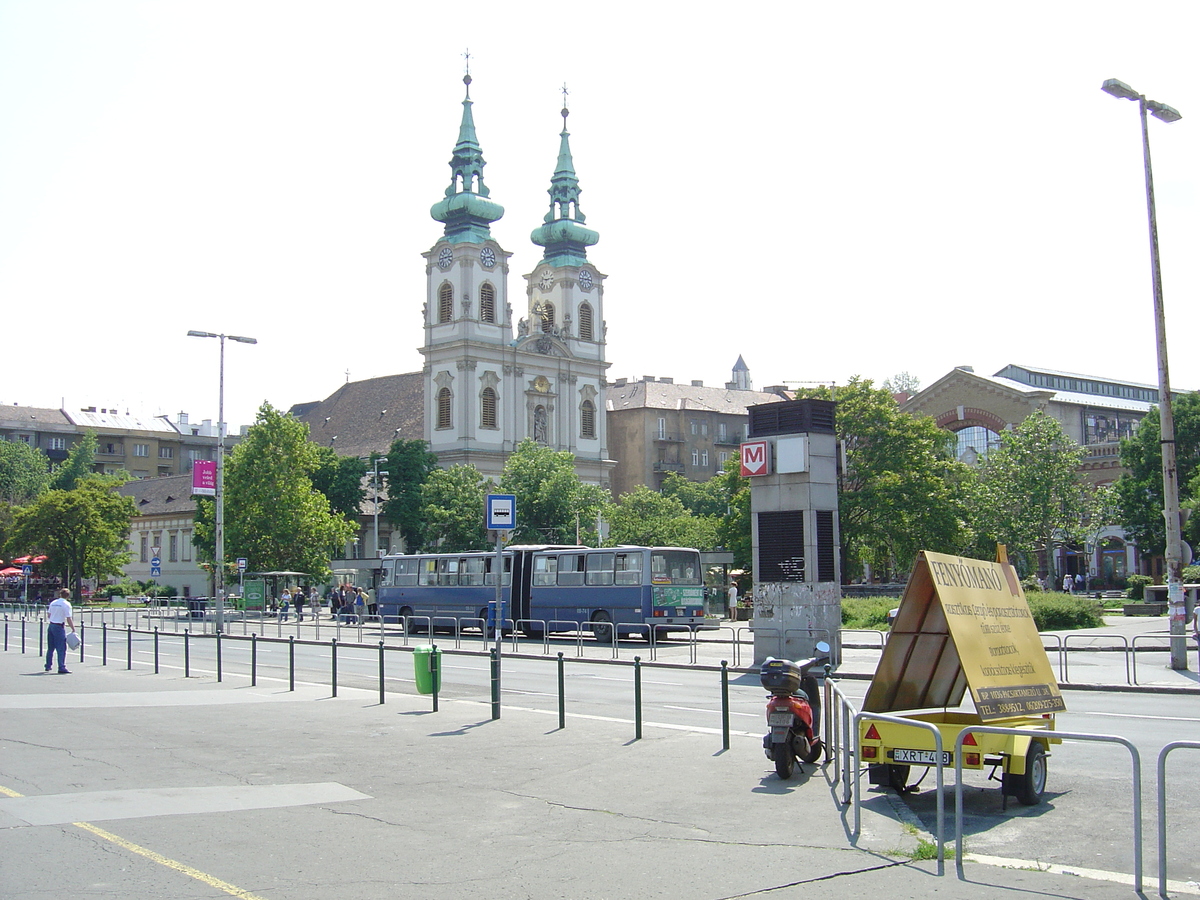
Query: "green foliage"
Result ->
[[50, 430, 97, 491], [381, 439, 439, 552], [7, 473, 135, 598], [1183, 565, 1200, 584], [798, 377, 971, 580], [1126, 574, 1153, 600], [104, 577, 149, 598], [967, 410, 1086, 575], [606, 485, 718, 549], [194, 403, 355, 577], [712, 455, 751, 572], [841, 595, 898, 629], [0, 440, 51, 504], [660, 472, 727, 517], [1114, 393, 1200, 555], [420, 465, 489, 552], [1024, 591, 1104, 631], [499, 439, 609, 545], [310, 449, 366, 520]]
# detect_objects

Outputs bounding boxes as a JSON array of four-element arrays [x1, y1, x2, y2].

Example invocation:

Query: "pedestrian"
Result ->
[[1191, 601, 1200, 654], [1062, 574, 1073, 594], [1075, 572, 1084, 592], [280, 587, 291, 622], [727, 582, 738, 620], [309, 586, 321, 618], [353, 588, 366, 624], [45, 588, 76, 674], [294, 586, 305, 622]]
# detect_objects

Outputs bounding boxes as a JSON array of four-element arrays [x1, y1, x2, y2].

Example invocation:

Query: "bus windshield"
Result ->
[[650, 550, 702, 585]]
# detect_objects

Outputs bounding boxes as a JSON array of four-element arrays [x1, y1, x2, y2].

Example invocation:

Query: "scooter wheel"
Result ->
[[801, 738, 823, 764]]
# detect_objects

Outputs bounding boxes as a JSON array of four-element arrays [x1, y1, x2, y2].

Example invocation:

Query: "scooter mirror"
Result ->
[[815, 640, 831, 654]]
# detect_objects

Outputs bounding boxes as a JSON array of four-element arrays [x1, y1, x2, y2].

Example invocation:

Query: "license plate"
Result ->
[[768, 712, 793, 727], [892, 748, 951, 766]]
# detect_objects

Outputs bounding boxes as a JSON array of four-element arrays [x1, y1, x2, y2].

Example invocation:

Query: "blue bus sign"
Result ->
[[486, 494, 516, 531]]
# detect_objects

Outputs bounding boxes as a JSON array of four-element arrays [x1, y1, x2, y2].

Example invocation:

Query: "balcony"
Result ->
[[653, 460, 685, 473], [654, 432, 685, 443], [713, 431, 743, 446]]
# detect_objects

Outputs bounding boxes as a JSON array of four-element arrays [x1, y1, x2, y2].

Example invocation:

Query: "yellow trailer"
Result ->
[[858, 549, 1066, 806]]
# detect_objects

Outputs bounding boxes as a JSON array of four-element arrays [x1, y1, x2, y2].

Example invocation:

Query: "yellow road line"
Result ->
[[2, 784, 269, 899]]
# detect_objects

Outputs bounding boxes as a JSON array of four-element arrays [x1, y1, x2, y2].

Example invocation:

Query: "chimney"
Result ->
[[691, 380, 704, 387], [179, 412, 189, 426]]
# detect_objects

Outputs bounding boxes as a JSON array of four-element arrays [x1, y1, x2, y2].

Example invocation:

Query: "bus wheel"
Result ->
[[590, 611, 613, 643], [400, 608, 420, 634], [478, 609, 492, 638]]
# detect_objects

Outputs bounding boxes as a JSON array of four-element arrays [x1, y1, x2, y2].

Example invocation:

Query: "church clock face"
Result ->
[[577, 268, 593, 289], [480, 247, 496, 268], [437, 247, 454, 270], [538, 269, 554, 290]]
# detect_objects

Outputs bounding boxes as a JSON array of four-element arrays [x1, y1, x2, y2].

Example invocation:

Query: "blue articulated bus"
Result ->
[[376, 545, 705, 640]]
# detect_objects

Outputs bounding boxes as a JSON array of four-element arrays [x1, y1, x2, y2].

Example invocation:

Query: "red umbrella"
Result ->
[[12, 555, 47, 565], [0, 567, 21, 576]]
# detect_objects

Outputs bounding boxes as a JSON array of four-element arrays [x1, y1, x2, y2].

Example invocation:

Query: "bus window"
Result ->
[[396, 558, 418, 586], [586, 552, 615, 585], [437, 557, 460, 586], [460, 557, 485, 586], [381, 559, 395, 587], [614, 552, 642, 585], [418, 558, 437, 586], [557, 554, 585, 586], [651, 550, 702, 584], [533, 555, 558, 586], [484, 556, 511, 586]]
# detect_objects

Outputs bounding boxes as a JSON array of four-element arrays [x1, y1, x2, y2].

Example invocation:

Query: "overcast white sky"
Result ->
[[2, 1, 1197, 430]]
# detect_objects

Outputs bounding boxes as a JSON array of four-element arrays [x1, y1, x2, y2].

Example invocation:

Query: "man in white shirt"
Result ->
[[45, 588, 76, 674]]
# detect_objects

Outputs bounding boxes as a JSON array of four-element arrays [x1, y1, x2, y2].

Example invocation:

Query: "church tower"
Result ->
[[420, 79, 613, 486]]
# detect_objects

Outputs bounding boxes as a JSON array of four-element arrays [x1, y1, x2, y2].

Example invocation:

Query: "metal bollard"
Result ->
[[216, 632, 222, 683], [102, 622, 107, 666], [288, 635, 295, 691], [431, 643, 439, 713], [39, 619, 44, 658], [127, 625, 132, 670], [4, 619, 7, 652], [22, 617, 27, 654], [251, 634, 257, 686], [634, 656, 643, 740], [154, 627, 160, 674], [490, 648, 500, 720], [721, 660, 730, 751], [79, 624, 85, 663], [557, 652, 566, 730], [331, 637, 338, 698], [378, 641, 385, 705], [184, 630, 190, 677]]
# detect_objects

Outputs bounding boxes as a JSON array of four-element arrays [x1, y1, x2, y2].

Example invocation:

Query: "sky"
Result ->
[[2, 1, 1198, 431]]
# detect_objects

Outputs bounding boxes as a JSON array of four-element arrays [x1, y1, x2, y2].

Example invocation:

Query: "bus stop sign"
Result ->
[[486, 494, 516, 531]]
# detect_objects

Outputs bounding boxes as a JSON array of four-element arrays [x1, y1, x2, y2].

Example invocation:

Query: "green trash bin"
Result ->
[[412, 645, 442, 695]]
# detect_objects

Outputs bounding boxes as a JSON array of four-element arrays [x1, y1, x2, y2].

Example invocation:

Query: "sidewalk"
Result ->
[[0, 645, 1180, 899]]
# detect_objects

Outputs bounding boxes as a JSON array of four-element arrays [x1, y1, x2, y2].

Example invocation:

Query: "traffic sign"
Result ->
[[486, 494, 516, 530], [237, 557, 248, 570], [151, 556, 161, 567], [22, 565, 32, 576], [150, 566, 162, 577]]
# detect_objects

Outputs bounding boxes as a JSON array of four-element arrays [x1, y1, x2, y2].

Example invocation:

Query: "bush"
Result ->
[[1183, 565, 1200, 584], [841, 595, 898, 629], [1024, 591, 1105, 631], [1127, 575, 1153, 600]]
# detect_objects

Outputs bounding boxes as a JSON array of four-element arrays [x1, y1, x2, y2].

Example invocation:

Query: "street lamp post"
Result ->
[[1101, 78, 1187, 670], [371, 457, 389, 558], [188, 330, 258, 634]]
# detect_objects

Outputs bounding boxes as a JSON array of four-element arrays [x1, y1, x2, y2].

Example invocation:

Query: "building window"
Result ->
[[159, 446, 173, 459], [540, 301, 555, 333], [578, 303, 594, 341], [701, 450, 709, 467], [690, 419, 698, 435], [49, 437, 66, 450], [580, 400, 596, 439], [657, 417, 666, 439], [182, 530, 192, 562], [436, 388, 452, 430], [480, 283, 495, 323], [438, 282, 453, 323], [719, 451, 729, 464], [691, 449, 699, 466], [954, 426, 1001, 464], [133, 444, 149, 457], [169, 533, 178, 563], [140, 535, 148, 563], [481, 388, 498, 428]]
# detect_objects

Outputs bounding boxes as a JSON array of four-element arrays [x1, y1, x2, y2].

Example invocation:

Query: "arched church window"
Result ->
[[580, 400, 596, 439], [954, 425, 1001, 463], [438, 283, 453, 324], [481, 388, 497, 428], [436, 388, 452, 430], [480, 283, 496, 323], [541, 301, 555, 333], [578, 303, 594, 341]]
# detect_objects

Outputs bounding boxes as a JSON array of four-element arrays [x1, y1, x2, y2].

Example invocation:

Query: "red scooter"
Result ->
[[761, 641, 830, 779]]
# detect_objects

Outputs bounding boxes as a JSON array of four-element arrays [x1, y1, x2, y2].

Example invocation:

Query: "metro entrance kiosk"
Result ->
[[486, 494, 516, 719]]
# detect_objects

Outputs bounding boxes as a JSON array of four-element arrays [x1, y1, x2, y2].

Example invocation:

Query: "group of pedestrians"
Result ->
[[329, 584, 373, 624], [277, 586, 320, 622]]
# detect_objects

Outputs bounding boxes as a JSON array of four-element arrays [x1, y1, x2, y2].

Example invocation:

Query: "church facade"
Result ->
[[418, 75, 614, 485]]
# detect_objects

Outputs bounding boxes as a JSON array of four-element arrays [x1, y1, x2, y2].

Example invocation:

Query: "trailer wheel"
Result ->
[[888, 764, 910, 793], [1008, 743, 1047, 806]]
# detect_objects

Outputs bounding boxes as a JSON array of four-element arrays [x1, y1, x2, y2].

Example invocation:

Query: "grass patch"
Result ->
[[841, 595, 897, 629], [842, 591, 1104, 632]]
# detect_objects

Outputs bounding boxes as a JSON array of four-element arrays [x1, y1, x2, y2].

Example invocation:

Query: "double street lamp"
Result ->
[[1101, 78, 1188, 670], [188, 330, 258, 633]]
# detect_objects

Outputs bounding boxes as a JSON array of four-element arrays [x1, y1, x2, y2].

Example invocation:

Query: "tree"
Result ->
[[499, 439, 609, 544], [194, 403, 355, 577], [800, 378, 970, 580], [420, 465, 489, 552], [0, 440, 51, 505], [660, 471, 727, 517], [7, 474, 135, 597], [310, 448, 366, 520], [711, 454, 752, 574], [380, 439, 439, 552], [968, 410, 1085, 575], [50, 430, 97, 491], [881, 371, 921, 395], [606, 485, 718, 549], [1114, 392, 1200, 555]]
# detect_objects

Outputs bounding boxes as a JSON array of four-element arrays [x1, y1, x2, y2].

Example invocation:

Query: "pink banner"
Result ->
[[192, 459, 216, 496]]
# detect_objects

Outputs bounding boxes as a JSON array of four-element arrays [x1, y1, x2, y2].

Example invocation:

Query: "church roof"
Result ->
[[117, 474, 196, 516], [606, 379, 784, 415], [290, 372, 424, 459]]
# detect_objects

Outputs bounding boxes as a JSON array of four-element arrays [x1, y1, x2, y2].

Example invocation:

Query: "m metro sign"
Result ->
[[740, 440, 769, 476]]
